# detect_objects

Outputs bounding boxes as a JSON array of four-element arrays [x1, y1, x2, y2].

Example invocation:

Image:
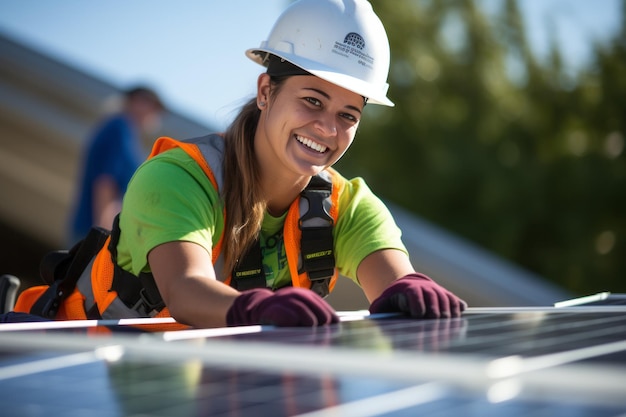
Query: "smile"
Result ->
[[295, 135, 328, 153]]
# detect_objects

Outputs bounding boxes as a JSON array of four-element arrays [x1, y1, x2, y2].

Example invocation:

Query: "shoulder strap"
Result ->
[[297, 173, 336, 297], [230, 238, 266, 290], [230, 172, 337, 297]]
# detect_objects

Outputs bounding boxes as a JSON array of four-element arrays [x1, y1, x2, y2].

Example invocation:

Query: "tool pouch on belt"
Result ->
[[29, 226, 110, 319]]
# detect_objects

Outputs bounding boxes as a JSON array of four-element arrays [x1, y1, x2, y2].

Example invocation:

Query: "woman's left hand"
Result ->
[[369, 273, 466, 318]]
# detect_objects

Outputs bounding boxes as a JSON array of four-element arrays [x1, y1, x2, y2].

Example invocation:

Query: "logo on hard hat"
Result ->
[[343, 32, 365, 50], [332, 32, 374, 70]]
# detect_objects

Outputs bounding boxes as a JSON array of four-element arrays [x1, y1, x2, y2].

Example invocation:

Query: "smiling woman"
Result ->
[[13, 0, 466, 329]]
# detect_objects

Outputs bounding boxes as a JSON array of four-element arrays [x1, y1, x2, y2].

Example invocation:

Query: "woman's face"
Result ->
[[255, 73, 364, 179]]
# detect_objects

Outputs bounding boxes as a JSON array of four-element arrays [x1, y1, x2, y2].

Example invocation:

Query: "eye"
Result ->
[[340, 112, 358, 123], [304, 97, 322, 107]]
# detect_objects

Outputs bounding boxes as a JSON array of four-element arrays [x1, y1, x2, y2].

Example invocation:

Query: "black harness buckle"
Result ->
[[132, 287, 166, 317]]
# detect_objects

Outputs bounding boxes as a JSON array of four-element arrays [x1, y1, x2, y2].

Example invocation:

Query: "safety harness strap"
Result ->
[[231, 238, 266, 290], [30, 226, 110, 319], [108, 215, 166, 317], [299, 174, 335, 288], [229, 173, 335, 297]]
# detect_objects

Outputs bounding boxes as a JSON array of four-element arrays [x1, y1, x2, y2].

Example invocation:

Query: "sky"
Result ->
[[0, 0, 622, 130]]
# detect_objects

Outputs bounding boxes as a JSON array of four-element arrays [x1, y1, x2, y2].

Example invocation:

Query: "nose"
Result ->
[[315, 112, 337, 137]]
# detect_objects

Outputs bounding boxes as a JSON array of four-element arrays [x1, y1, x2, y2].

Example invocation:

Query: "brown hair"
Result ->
[[221, 75, 289, 276]]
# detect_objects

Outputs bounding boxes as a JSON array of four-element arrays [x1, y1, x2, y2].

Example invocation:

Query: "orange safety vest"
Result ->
[[15, 135, 343, 330]]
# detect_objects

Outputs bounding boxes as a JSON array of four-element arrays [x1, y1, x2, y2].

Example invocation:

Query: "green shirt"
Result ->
[[117, 146, 407, 288]]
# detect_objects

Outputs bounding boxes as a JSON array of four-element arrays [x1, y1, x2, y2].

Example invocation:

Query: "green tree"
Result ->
[[337, 0, 626, 295]]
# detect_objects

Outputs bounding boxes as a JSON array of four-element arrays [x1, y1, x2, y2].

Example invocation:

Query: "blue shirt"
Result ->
[[69, 114, 145, 243]]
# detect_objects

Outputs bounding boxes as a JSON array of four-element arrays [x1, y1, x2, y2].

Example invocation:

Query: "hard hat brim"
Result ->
[[247, 48, 394, 107]]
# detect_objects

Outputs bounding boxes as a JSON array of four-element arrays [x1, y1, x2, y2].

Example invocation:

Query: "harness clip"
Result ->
[[133, 288, 166, 318]]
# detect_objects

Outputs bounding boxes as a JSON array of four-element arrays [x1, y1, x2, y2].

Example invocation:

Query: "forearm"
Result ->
[[166, 275, 239, 328], [357, 249, 415, 303], [148, 241, 339, 328], [148, 240, 239, 328]]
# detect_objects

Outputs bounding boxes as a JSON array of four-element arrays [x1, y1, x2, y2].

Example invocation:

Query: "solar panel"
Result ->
[[1, 307, 625, 416]]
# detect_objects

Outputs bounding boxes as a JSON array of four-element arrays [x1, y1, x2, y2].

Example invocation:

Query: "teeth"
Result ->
[[296, 135, 327, 153]]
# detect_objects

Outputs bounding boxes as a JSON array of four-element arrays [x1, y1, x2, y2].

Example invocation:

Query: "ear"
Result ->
[[256, 73, 271, 110]]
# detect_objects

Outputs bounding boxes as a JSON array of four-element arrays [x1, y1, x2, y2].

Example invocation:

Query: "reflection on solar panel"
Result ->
[[1, 307, 625, 416]]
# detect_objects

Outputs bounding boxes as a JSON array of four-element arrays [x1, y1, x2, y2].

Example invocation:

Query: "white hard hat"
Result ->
[[246, 0, 394, 107]]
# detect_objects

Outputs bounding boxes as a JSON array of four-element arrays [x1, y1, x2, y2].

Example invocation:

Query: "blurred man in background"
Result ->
[[68, 86, 164, 244]]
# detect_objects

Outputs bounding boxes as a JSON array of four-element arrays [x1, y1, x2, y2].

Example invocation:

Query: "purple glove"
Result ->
[[369, 273, 466, 318], [226, 287, 339, 327]]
